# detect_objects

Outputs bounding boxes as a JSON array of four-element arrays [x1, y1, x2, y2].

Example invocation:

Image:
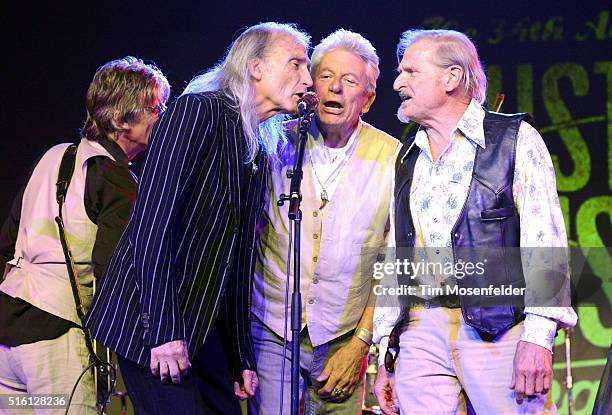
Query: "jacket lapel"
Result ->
[[219, 101, 242, 225]]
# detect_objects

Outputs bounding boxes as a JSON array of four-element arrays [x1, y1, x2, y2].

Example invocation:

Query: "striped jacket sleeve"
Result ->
[[217, 282, 256, 378], [217, 239, 258, 377], [131, 93, 218, 347]]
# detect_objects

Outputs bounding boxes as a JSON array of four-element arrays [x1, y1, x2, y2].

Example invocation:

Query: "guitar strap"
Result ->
[[55, 143, 114, 412]]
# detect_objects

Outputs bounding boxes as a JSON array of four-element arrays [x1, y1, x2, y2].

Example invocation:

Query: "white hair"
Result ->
[[397, 29, 487, 104], [311, 29, 379, 93], [182, 22, 311, 163]]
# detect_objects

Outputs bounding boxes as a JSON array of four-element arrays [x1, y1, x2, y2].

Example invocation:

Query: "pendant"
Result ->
[[320, 189, 329, 209], [321, 189, 329, 202]]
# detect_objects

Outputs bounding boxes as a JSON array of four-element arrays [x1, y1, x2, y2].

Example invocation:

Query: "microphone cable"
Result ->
[[62, 340, 116, 415]]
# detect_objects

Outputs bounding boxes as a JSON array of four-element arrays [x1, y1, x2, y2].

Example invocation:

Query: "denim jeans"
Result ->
[[248, 315, 366, 415]]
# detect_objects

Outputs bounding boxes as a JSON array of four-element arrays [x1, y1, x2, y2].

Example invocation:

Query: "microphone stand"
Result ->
[[565, 329, 574, 415], [277, 110, 314, 415]]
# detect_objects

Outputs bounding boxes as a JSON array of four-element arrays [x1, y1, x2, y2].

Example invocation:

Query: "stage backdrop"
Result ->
[[6, 1, 610, 414]]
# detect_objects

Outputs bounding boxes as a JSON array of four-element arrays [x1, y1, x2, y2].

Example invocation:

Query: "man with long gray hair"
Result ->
[[86, 22, 312, 414], [373, 29, 576, 414], [251, 29, 399, 414]]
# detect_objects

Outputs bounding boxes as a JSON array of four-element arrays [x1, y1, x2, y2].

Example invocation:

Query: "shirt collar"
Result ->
[[456, 99, 486, 149], [310, 117, 362, 154], [401, 99, 485, 163], [99, 138, 129, 164]]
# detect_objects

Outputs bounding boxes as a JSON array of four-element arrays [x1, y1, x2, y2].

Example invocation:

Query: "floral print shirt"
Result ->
[[374, 100, 577, 365]]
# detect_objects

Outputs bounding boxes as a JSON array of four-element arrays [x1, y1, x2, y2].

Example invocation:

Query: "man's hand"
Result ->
[[316, 337, 369, 402], [150, 339, 191, 384], [373, 365, 399, 415], [510, 340, 553, 403], [233, 369, 259, 400]]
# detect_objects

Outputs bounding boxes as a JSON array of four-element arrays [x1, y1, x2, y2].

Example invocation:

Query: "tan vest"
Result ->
[[252, 120, 400, 346], [1, 139, 114, 324]]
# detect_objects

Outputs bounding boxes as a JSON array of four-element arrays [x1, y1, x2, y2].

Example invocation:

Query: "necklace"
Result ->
[[309, 140, 357, 209], [325, 146, 339, 163]]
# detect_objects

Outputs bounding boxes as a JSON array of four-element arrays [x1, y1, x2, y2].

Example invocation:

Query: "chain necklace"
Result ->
[[325, 146, 340, 163], [309, 139, 358, 209]]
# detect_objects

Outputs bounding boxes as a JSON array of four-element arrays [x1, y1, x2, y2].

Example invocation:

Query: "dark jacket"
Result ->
[[86, 91, 268, 378]]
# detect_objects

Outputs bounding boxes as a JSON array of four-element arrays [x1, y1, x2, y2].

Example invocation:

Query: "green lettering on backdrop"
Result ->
[[576, 196, 612, 348], [577, 196, 612, 283], [517, 64, 533, 114], [559, 196, 573, 246], [486, 60, 608, 412], [577, 195, 612, 248], [541, 17, 564, 41], [576, 11, 611, 41], [579, 306, 612, 348], [552, 379, 599, 415], [486, 65, 502, 107], [542, 63, 591, 191], [593, 61, 612, 190]]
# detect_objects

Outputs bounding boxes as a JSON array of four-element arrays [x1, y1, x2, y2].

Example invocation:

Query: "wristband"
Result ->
[[354, 327, 373, 346]]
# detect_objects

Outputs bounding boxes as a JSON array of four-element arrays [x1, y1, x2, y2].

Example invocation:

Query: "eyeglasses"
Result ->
[[144, 103, 167, 116], [384, 324, 400, 373]]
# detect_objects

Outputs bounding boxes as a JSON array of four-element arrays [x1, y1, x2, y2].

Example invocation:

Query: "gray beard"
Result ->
[[397, 105, 411, 124]]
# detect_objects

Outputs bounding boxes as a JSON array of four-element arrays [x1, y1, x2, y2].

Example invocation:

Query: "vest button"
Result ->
[[313, 234, 319, 240], [313, 211, 318, 217], [466, 314, 473, 320], [312, 278, 319, 284], [313, 256, 318, 262], [308, 298, 315, 304], [454, 232, 460, 238]]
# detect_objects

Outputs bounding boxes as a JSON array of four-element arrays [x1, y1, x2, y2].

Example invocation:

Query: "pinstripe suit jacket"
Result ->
[[85, 90, 268, 377]]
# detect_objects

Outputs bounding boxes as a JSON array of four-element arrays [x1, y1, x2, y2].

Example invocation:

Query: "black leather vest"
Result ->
[[394, 110, 530, 338]]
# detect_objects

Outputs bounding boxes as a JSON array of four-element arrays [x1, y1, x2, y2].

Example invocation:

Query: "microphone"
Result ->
[[297, 92, 319, 116]]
